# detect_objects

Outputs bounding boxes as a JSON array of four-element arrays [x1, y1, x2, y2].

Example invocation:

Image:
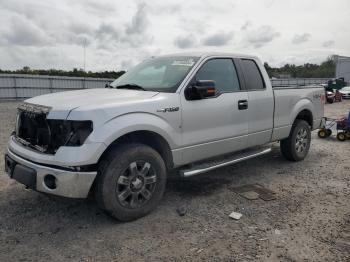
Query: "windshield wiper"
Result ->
[[116, 83, 146, 91]]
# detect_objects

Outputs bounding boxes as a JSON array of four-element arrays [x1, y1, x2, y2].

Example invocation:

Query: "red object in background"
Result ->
[[335, 90, 343, 102]]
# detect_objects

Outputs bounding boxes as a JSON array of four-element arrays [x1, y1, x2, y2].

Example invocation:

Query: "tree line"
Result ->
[[0, 57, 336, 79], [0, 67, 125, 79], [264, 57, 335, 78]]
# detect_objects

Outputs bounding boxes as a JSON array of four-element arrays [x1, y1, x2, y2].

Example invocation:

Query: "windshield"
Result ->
[[111, 56, 199, 92]]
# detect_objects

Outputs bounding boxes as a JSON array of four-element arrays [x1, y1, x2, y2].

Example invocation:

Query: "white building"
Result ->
[[335, 55, 350, 84]]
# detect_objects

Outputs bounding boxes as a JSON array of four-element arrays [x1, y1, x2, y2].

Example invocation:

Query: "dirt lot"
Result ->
[[0, 100, 349, 262]]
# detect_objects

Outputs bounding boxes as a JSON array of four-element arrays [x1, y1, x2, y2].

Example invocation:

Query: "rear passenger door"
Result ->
[[239, 59, 274, 147]]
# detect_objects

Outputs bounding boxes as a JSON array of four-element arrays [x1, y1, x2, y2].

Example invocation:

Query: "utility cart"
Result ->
[[318, 111, 350, 141]]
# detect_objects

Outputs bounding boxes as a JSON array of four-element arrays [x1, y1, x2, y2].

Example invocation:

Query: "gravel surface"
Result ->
[[0, 100, 349, 262]]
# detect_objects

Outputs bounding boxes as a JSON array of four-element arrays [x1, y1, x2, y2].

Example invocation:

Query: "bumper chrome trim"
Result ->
[[6, 149, 97, 198]]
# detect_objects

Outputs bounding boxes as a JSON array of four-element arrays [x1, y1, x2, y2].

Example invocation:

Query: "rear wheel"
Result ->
[[326, 129, 332, 137], [95, 143, 167, 221], [345, 131, 350, 140], [337, 132, 346, 141], [280, 120, 311, 161]]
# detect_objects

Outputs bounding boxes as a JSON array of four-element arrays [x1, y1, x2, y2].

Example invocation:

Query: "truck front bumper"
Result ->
[[5, 149, 97, 198]]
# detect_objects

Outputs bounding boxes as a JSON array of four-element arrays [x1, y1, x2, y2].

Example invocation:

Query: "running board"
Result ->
[[179, 147, 272, 177]]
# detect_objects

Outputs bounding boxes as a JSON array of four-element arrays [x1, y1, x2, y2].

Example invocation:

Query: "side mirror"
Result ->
[[185, 80, 216, 100]]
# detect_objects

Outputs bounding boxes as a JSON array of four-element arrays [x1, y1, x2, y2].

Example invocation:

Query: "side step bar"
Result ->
[[179, 147, 272, 178]]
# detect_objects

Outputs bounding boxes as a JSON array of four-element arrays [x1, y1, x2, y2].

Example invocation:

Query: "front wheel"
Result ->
[[280, 120, 311, 161], [318, 129, 327, 138], [95, 143, 167, 221]]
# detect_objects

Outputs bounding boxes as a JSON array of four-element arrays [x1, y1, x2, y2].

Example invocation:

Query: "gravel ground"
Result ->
[[0, 100, 349, 262]]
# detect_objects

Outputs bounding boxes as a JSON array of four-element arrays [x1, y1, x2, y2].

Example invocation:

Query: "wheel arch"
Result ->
[[98, 130, 174, 170], [290, 98, 314, 129], [294, 109, 313, 128]]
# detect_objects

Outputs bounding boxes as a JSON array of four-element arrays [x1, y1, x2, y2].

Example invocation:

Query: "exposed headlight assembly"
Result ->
[[15, 110, 93, 154], [48, 120, 93, 151]]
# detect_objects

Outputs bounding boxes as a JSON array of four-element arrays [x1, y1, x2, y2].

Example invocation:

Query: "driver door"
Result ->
[[179, 57, 249, 164]]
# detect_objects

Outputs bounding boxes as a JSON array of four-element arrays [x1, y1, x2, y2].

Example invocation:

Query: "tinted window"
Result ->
[[195, 59, 240, 93], [241, 59, 265, 90]]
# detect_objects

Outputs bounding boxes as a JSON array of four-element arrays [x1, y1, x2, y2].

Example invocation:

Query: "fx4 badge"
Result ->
[[157, 107, 179, 113], [313, 94, 322, 100]]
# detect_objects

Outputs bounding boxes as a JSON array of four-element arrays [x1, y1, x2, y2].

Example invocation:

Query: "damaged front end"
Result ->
[[15, 103, 93, 154]]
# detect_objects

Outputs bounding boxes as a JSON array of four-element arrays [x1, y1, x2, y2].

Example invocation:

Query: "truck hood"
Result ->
[[25, 88, 159, 119]]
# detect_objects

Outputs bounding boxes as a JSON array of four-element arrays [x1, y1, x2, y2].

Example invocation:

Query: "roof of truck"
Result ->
[[158, 52, 259, 60]]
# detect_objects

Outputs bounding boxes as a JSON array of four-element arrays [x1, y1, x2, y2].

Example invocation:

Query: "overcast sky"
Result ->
[[0, 0, 349, 71]]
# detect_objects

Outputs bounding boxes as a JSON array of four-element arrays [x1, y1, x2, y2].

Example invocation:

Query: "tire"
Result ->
[[326, 129, 332, 137], [95, 143, 167, 221], [337, 132, 346, 141], [345, 131, 350, 140], [280, 120, 311, 161], [318, 129, 327, 138]]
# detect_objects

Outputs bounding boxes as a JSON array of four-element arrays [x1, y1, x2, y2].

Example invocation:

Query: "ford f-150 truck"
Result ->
[[5, 52, 324, 221]]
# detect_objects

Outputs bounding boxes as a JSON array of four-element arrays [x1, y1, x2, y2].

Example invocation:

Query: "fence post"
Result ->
[[49, 77, 53, 93], [13, 76, 18, 99], [81, 78, 84, 89]]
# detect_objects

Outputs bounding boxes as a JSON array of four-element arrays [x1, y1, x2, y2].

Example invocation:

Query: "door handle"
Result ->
[[238, 100, 248, 110]]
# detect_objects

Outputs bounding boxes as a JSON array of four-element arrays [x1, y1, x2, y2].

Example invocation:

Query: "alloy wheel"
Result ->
[[116, 161, 157, 209], [295, 127, 308, 153]]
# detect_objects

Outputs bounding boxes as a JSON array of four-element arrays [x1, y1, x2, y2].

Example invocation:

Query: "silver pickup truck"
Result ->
[[5, 52, 324, 221]]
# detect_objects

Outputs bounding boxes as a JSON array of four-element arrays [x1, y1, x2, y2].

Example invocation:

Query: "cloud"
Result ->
[[126, 2, 148, 35], [149, 3, 182, 14], [323, 40, 335, 47], [95, 23, 120, 41], [118, 2, 154, 48], [121, 59, 135, 69], [174, 35, 196, 49], [82, 0, 116, 15], [245, 25, 280, 48], [241, 21, 252, 31], [1, 17, 51, 46], [94, 2, 153, 49], [202, 32, 233, 46], [265, 0, 275, 7], [177, 18, 209, 35], [292, 33, 311, 44], [69, 22, 94, 35]]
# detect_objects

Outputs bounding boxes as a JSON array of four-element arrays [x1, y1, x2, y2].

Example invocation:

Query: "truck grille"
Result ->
[[14, 102, 93, 154], [15, 103, 52, 153]]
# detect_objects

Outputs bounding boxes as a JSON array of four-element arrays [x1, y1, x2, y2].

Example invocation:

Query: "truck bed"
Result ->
[[271, 85, 324, 141]]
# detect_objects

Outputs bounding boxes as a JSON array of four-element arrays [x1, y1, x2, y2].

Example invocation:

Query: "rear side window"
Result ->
[[241, 59, 265, 90], [195, 59, 241, 93]]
